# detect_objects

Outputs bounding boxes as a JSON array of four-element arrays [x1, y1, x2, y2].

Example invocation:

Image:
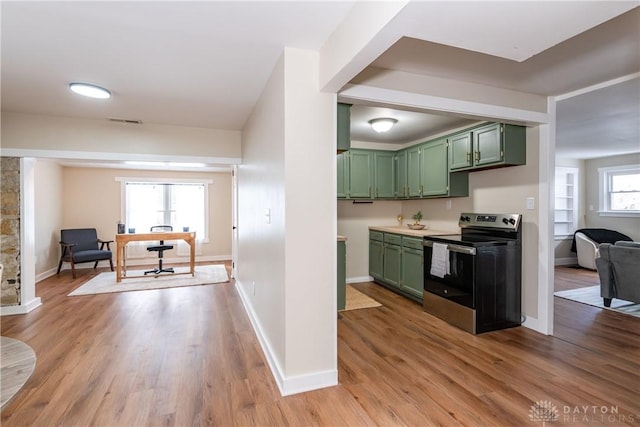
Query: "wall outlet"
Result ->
[[265, 208, 271, 224], [446, 199, 452, 210], [526, 197, 535, 210]]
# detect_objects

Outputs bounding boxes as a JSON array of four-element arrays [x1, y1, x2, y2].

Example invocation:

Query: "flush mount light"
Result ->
[[369, 117, 398, 133], [69, 82, 111, 99]]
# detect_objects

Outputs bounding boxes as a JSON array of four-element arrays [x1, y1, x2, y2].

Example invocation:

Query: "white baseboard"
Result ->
[[347, 276, 373, 284], [555, 257, 577, 266], [234, 279, 337, 396], [1, 297, 42, 316], [522, 315, 543, 334]]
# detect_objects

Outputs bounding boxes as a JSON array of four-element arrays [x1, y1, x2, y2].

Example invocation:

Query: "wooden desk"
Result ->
[[115, 231, 196, 282]]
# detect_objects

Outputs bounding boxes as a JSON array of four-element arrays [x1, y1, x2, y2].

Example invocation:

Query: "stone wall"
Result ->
[[1, 157, 21, 306]]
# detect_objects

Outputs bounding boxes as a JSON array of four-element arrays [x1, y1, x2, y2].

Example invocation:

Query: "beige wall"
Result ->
[[352, 67, 548, 114], [58, 167, 232, 269], [34, 159, 64, 278], [585, 153, 640, 241], [1, 112, 241, 160], [238, 48, 336, 394]]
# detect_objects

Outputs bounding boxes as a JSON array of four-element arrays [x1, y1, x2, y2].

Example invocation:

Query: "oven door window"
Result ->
[[424, 245, 476, 308]]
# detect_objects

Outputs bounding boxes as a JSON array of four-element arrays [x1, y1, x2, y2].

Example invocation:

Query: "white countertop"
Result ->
[[368, 225, 457, 238]]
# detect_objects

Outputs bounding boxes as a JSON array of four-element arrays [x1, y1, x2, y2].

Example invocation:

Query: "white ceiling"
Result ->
[[1, 1, 639, 163]]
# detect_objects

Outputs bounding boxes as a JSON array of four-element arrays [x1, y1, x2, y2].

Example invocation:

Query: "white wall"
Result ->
[[585, 153, 640, 241], [237, 48, 336, 395]]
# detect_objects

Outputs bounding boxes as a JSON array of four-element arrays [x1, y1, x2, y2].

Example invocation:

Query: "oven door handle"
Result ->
[[423, 240, 476, 255]]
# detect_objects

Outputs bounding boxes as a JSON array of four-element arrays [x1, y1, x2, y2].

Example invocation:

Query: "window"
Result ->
[[554, 167, 579, 237], [117, 178, 211, 241], [598, 165, 640, 217]]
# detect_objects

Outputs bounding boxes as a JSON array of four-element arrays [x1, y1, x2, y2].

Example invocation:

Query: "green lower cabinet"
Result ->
[[400, 247, 423, 299], [383, 243, 402, 288], [369, 232, 424, 302], [369, 238, 384, 281]]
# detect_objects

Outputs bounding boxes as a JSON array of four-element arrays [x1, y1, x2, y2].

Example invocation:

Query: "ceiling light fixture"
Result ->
[[69, 82, 111, 99], [369, 117, 398, 133]]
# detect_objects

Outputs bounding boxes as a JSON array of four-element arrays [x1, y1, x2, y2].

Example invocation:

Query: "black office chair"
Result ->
[[144, 225, 175, 276]]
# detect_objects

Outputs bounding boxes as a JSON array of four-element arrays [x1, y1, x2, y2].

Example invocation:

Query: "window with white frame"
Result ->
[[117, 178, 211, 241], [554, 167, 579, 237], [598, 165, 640, 217]]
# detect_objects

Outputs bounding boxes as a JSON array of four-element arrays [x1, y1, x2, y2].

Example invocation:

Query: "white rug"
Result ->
[[68, 265, 229, 296], [1, 336, 36, 409], [554, 285, 640, 318]]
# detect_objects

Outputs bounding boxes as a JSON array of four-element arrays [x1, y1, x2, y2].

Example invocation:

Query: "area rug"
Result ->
[[68, 265, 229, 296], [1, 336, 36, 408], [554, 285, 640, 318], [341, 285, 382, 311]]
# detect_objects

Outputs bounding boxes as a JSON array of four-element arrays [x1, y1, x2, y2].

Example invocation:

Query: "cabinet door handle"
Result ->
[[474, 151, 479, 162], [368, 186, 371, 198], [420, 185, 423, 195], [466, 152, 471, 163]]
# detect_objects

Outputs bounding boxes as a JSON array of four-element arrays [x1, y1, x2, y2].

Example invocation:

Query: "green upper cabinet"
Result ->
[[449, 123, 526, 171], [420, 138, 449, 197], [337, 152, 348, 199], [337, 103, 352, 153], [406, 146, 421, 198], [449, 131, 473, 170], [395, 150, 408, 198], [348, 149, 374, 198], [374, 151, 395, 198]]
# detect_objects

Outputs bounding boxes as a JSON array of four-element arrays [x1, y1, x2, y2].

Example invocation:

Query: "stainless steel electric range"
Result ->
[[423, 213, 522, 334]]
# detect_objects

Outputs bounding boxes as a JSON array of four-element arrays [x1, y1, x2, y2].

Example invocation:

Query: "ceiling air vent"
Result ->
[[108, 118, 143, 124]]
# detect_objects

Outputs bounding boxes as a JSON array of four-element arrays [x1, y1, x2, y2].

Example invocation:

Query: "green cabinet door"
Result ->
[[474, 123, 503, 167], [420, 138, 449, 197], [337, 103, 352, 152], [337, 152, 348, 199], [406, 146, 421, 197], [349, 150, 374, 198], [369, 239, 384, 281], [401, 246, 423, 300], [395, 150, 408, 198], [374, 151, 395, 198], [383, 243, 402, 288], [449, 131, 473, 170]]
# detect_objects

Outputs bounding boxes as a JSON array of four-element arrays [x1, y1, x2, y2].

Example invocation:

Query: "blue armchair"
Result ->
[[57, 228, 113, 278]]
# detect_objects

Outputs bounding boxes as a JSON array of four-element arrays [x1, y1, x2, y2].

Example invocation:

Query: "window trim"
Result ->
[[598, 165, 640, 217], [116, 176, 213, 242]]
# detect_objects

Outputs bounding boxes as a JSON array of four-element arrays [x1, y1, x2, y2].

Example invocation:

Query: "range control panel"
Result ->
[[458, 213, 521, 231]]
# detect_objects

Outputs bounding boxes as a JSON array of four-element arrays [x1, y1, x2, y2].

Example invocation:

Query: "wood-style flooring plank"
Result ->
[[1, 263, 639, 426]]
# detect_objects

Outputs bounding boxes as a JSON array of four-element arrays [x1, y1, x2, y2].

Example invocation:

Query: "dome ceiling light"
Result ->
[[69, 82, 111, 99], [368, 117, 398, 133]]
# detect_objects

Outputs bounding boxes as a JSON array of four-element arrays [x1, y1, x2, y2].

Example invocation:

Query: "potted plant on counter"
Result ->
[[408, 210, 426, 230]]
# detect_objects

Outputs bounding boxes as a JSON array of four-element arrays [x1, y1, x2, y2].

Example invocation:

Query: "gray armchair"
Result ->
[[57, 228, 113, 279], [595, 241, 640, 307]]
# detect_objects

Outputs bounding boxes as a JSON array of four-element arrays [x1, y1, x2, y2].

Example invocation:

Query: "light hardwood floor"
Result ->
[[1, 263, 639, 426]]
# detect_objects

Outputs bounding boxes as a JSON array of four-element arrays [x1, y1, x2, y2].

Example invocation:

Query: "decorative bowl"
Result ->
[[407, 224, 426, 230]]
